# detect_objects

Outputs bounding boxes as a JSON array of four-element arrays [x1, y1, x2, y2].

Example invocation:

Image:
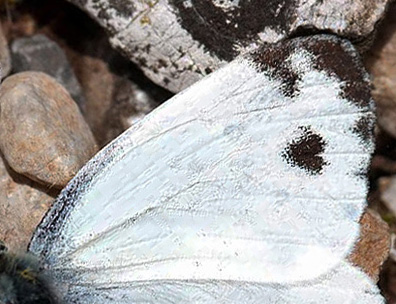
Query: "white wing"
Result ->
[[60, 261, 383, 303], [29, 35, 383, 303]]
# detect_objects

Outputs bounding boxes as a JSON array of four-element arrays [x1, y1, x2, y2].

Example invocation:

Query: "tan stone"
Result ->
[[0, 71, 98, 188]]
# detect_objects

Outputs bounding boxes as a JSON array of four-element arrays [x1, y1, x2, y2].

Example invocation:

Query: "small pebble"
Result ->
[[0, 71, 97, 188], [11, 34, 85, 110]]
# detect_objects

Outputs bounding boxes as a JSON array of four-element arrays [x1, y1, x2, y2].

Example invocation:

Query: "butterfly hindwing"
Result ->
[[29, 35, 382, 303]]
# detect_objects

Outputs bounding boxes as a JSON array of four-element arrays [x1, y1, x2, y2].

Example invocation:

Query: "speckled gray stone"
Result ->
[[68, 0, 390, 92], [11, 34, 85, 109]]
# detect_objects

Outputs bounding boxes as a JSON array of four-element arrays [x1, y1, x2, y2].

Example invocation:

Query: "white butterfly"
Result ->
[[28, 35, 384, 303]]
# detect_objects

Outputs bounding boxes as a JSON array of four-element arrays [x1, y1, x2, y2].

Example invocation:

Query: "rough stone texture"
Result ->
[[0, 22, 11, 78], [365, 2, 396, 138], [10, 34, 85, 109], [379, 175, 396, 216], [0, 155, 56, 253], [68, 0, 390, 92], [0, 71, 97, 188], [68, 35, 171, 147], [349, 209, 390, 282]]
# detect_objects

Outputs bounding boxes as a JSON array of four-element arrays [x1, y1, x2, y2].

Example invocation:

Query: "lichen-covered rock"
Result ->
[[0, 72, 97, 188], [0, 155, 56, 252], [68, 0, 390, 92], [11, 34, 85, 109]]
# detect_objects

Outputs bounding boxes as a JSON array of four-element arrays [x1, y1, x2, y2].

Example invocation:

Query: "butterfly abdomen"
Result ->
[[0, 245, 57, 304]]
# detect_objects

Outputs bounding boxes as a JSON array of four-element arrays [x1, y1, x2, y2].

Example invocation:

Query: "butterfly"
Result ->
[[27, 35, 384, 303]]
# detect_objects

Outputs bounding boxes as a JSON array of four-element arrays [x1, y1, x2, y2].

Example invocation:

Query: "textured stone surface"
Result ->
[[11, 34, 85, 109], [0, 72, 97, 188], [365, 2, 396, 138], [349, 209, 390, 282], [0, 155, 56, 252], [68, 0, 390, 92], [68, 35, 171, 146], [0, 22, 11, 78], [379, 175, 396, 216]]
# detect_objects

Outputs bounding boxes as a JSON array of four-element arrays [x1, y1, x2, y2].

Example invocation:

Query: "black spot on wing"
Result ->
[[169, 0, 296, 61], [282, 126, 328, 175]]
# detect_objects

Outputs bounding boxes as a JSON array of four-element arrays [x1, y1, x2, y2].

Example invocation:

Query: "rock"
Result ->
[[68, 0, 391, 92], [68, 35, 171, 147], [379, 176, 396, 216], [349, 209, 390, 282], [0, 155, 56, 252], [10, 34, 85, 110], [365, 2, 396, 138], [0, 22, 11, 78], [0, 71, 97, 188], [99, 73, 167, 145]]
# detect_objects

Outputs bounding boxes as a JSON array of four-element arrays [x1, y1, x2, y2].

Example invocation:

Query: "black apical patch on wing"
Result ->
[[251, 44, 300, 98], [169, 0, 296, 61], [249, 35, 373, 107], [282, 126, 328, 175], [302, 37, 371, 110]]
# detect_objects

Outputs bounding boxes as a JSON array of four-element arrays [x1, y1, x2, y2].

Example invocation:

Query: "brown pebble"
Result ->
[[349, 209, 390, 282], [0, 71, 97, 188]]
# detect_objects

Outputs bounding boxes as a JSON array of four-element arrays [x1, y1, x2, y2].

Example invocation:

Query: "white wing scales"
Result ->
[[62, 262, 381, 303], [29, 36, 383, 303]]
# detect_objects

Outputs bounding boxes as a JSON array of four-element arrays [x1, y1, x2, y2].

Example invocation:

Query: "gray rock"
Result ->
[[0, 23, 11, 79], [100, 76, 163, 145], [68, 36, 171, 147], [68, 0, 390, 92], [379, 175, 396, 217], [11, 34, 85, 109], [365, 2, 396, 138], [0, 71, 98, 188]]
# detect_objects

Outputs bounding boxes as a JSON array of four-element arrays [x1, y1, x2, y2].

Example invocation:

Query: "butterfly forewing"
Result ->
[[29, 35, 382, 303]]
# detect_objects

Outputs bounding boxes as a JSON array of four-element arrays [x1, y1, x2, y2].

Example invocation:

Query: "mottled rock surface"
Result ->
[[365, 3, 396, 138], [0, 22, 11, 78], [68, 0, 390, 92], [68, 35, 171, 147], [379, 175, 396, 216], [0, 72, 97, 188], [0, 155, 56, 252], [349, 209, 390, 282], [11, 34, 85, 109]]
